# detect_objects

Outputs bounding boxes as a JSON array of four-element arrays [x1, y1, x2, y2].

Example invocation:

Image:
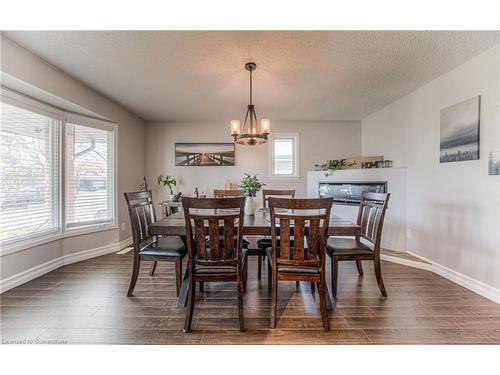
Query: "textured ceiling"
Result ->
[[3, 31, 500, 121]]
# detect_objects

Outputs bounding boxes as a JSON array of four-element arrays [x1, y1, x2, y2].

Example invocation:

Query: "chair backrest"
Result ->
[[262, 189, 296, 208], [213, 189, 245, 198], [182, 196, 245, 268], [269, 197, 333, 268], [124, 191, 156, 251], [356, 192, 390, 248]]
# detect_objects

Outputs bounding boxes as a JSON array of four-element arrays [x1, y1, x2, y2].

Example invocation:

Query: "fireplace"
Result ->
[[318, 181, 387, 206]]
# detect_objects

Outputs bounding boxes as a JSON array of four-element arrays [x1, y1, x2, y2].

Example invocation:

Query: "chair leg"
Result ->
[[149, 261, 157, 276], [311, 282, 315, 294], [267, 259, 272, 292], [242, 259, 248, 293], [175, 258, 182, 297], [319, 281, 330, 331], [270, 272, 278, 328], [237, 278, 245, 332], [296, 281, 300, 290], [183, 277, 196, 333], [127, 255, 140, 297], [257, 255, 262, 280], [374, 257, 387, 297], [331, 257, 338, 299], [356, 260, 364, 275], [199, 282, 204, 293]]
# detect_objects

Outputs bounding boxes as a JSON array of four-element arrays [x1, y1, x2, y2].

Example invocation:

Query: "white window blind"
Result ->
[[65, 119, 115, 229], [270, 133, 299, 177], [0, 99, 60, 244]]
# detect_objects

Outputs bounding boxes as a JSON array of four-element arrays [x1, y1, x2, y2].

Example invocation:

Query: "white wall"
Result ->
[[361, 45, 500, 291], [0, 36, 145, 284], [145, 120, 361, 204]]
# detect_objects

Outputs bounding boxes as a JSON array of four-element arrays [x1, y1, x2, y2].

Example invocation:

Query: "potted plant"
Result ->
[[157, 174, 177, 201], [323, 160, 340, 177], [240, 173, 265, 215]]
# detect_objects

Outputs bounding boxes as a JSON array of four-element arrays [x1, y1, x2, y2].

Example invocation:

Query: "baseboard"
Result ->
[[0, 237, 132, 294], [383, 251, 500, 304]]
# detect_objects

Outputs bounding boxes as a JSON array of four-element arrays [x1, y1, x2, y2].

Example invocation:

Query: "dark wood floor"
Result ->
[[2, 250, 500, 344]]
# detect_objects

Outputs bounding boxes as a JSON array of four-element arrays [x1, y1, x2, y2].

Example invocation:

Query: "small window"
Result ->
[[269, 133, 299, 178]]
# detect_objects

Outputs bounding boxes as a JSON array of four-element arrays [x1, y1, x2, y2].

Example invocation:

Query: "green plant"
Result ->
[[240, 173, 265, 197], [157, 174, 177, 195], [324, 159, 340, 177]]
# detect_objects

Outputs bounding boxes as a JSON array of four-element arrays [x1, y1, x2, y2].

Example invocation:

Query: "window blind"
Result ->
[[273, 138, 294, 175], [64, 120, 114, 229], [0, 100, 60, 244]]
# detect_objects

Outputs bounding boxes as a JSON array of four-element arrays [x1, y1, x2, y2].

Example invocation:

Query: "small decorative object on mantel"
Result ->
[[489, 152, 500, 175], [157, 174, 177, 201], [440, 96, 480, 163], [323, 160, 340, 177], [240, 173, 265, 216]]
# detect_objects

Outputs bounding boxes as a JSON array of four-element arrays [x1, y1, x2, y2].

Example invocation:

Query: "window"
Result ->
[[269, 133, 299, 178], [0, 89, 117, 251], [0, 96, 61, 245], [64, 116, 115, 229]]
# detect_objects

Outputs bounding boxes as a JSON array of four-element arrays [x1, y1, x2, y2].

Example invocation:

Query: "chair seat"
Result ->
[[326, 237, 374, 257], [265, 248, 319, 274], [257, 237, 294, 249], [139, 236, 187, 258]]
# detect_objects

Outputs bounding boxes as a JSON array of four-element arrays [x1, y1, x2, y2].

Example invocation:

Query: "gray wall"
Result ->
[[1, 35, 145, 281], [361, 45, 500, 290], [145, 120, 361, 203]]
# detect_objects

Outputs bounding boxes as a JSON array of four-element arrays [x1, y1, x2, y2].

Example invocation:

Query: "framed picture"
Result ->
[[440, 96, 480, 163], [175, 143, 235, 166]]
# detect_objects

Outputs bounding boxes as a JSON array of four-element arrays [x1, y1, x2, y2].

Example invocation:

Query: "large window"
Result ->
[[0, 97, 60, 244], [269, 133, 299, 178], [0, 89, 116, 251], [65, 116, 115, 229]]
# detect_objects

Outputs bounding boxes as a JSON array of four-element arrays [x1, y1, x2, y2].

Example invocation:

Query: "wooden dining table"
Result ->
[[148, 209, 360, 308]]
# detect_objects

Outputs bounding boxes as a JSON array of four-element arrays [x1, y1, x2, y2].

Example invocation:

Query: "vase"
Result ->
[[169, 194, 175, 202], [244, 196, 256, 216]]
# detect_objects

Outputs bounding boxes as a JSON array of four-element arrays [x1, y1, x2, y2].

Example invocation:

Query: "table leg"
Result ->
[[176, 265, 190, 308]]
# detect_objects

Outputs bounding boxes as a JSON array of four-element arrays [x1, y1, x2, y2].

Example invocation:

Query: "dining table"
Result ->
[[148, 209, 360, 308]]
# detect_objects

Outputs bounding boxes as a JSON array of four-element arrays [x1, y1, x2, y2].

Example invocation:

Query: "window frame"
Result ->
[[268, 132, 300, 179], [0, 88, 118, 255]]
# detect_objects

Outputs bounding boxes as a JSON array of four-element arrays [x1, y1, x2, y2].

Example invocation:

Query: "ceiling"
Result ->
[[3, 31, 500, 122]]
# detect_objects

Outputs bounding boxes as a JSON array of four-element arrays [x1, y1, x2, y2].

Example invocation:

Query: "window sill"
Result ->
[[0, 224, 118, 257], [267, 175, 302, 180]]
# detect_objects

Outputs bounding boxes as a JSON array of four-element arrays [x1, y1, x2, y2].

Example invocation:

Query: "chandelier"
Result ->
[[230, 62, 270, 145]]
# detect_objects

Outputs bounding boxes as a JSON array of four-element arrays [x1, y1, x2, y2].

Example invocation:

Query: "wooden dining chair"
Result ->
[[213, 189, 245, 198], [124, 191, 187, 297], [267, 197, 333, 331], [182, 196, 248, 332], [327, 192, 390, 298], [253, 189, 296, 280]]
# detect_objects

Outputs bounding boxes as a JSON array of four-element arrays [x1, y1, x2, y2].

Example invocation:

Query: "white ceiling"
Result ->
[[3, 31, 500, 122]]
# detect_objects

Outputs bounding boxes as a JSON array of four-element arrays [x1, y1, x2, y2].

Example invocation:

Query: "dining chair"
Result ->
[[182, 196, 248, 332], [124, 191, 187, 297], [213, 189, 245, 198], [253, 189, 296, 280], [327, 191, 390, 298], [267, 197, 333, 331]]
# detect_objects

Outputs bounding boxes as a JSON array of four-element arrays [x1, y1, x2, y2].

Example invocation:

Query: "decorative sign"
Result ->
[[336, 156, 384, 170]]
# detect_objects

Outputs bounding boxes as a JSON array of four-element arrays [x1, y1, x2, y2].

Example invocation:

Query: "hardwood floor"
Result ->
[[1, 249, 499, 344]]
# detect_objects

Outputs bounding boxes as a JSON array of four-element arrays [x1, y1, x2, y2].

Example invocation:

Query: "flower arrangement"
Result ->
[[240, 173, 265, 197], [323, 160, 340, 177], [157, 174, 177, 195]]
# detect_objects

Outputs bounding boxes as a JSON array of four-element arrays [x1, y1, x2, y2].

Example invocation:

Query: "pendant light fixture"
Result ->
[[230, 62, 270, 145]]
